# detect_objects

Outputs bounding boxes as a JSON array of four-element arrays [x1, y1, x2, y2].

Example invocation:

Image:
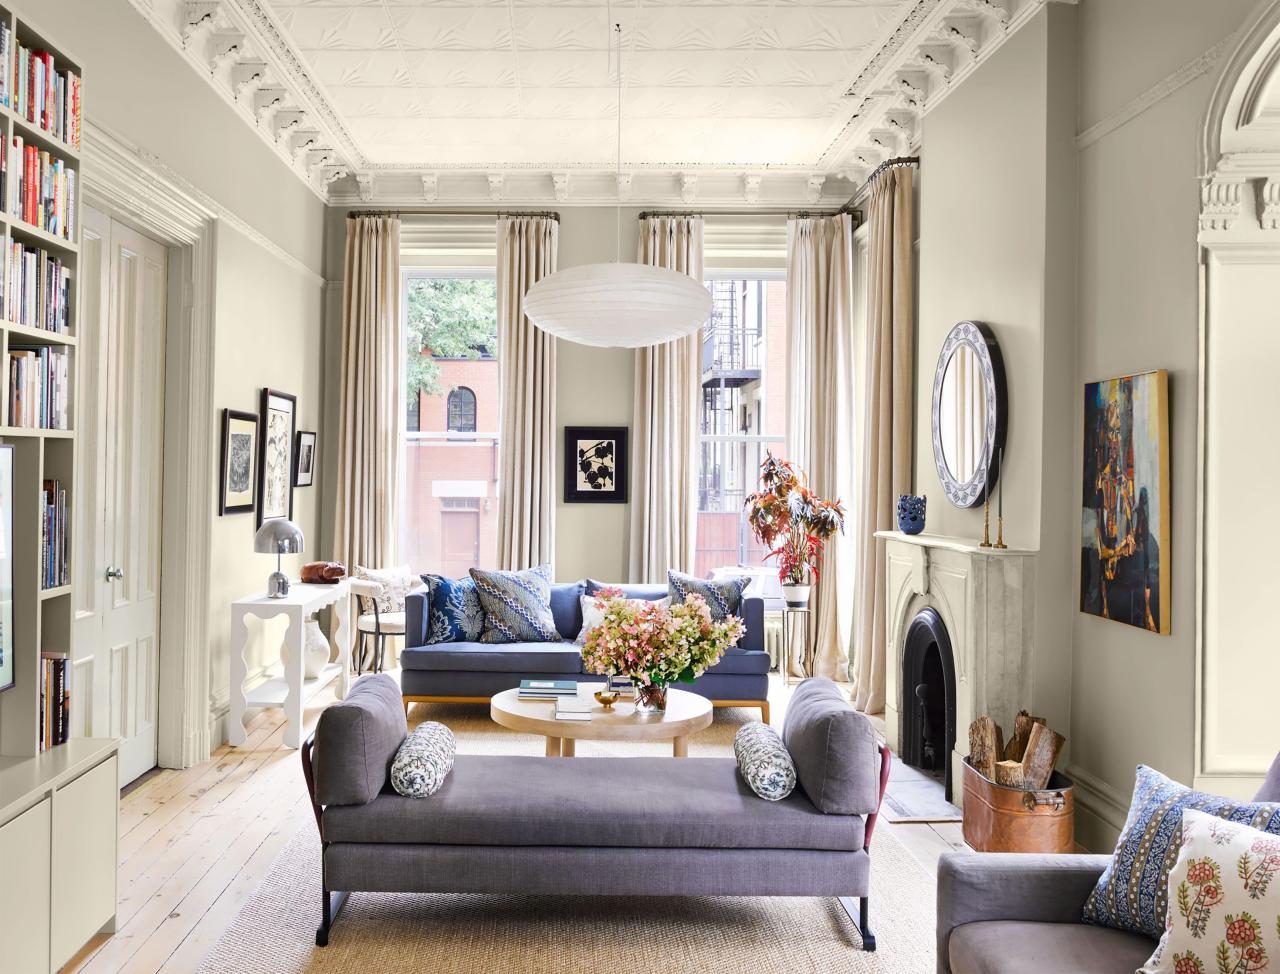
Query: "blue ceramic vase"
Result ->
[[897, 494, 927, 535]]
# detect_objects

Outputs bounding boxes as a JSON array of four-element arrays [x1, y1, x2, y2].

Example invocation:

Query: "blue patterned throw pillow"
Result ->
[[734, 722, 796, 801], [1082, 764, 1280, 938], [470, 564, 560, 643], [420, 574, 485, 644], [390, 721, 455, 798], [667, 570, 748, 621]]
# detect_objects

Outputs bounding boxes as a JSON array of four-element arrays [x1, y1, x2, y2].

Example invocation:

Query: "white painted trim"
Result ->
[[1076, 36, 1235, 150], [81, 123, 219, 769]]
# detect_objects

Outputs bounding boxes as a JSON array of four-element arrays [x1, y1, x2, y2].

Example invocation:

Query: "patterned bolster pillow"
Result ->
[[390, 721, 456, 798], [734, 722, 797, 801]]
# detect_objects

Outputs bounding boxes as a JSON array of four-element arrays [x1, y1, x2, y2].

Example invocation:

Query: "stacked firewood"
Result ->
[[968, 711, 1066, 791]]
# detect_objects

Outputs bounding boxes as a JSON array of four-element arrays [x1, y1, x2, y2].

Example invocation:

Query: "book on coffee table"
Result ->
[[518, 678, 578, 700], [554, 698, 593, 721]]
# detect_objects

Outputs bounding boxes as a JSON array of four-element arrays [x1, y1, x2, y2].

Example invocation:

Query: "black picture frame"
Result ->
[[219, 409, 259, 515], [564, 426, 629, 504], [257, 388, 297, 528], [294, 430, 317, 487]]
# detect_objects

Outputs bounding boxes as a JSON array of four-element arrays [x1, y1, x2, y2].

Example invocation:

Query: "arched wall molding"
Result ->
[[1194, 0, 1280, 798]]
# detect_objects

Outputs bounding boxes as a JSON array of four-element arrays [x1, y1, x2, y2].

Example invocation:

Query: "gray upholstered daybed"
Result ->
[[302, 674, 891, 949]]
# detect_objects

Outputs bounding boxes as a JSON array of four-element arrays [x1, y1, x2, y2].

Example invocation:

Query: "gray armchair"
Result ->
[[936, 751, 1280, 973]]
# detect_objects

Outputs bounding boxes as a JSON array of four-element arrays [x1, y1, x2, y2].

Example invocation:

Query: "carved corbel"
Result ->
[[305, 148, 334, 170], [1262, 179, 1280, 231], [290, 129, 321, 158], [743, 173, 763, 204], [1200, 177, 1246, 231], [320, 165, 349, 186], [806, 174, 826, 203], [355, 172, 375, 202], [910, 51, 954, 86], [487, 173, 505, 202], [422, 173, 438, 202], [231, 60, 267, 101], [208, 31, 245, 71], [552, 172, 570, 202], [680, 172, 698, 204], [615, 172, 633, 200], [252, 88, 287, 123], [935, 22, 981, 60], [273, 110, 306, 141], [182, 1, 222, 48], [955, 0, 1010, 29]]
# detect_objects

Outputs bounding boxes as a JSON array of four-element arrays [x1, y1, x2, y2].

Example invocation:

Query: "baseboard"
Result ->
[[1064, 763, 1129, 852]]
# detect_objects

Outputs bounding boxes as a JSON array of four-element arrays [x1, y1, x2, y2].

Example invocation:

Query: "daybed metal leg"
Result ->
[[317, 888, 350, 947], [837, 895, 876, 951]]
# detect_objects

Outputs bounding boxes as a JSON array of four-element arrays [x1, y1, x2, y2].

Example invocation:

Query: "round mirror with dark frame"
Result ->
[[931, 320, 1007, 509]]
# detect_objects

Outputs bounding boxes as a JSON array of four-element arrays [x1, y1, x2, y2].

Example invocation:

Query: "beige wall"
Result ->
[[25, 0, 328, 749], [1069, 0, 1258, 849]]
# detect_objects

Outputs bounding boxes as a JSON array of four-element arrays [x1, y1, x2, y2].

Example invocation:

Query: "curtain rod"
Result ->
[[851, 155, 920, 203], [347, 209, 561, 221], [637, 208, 845, 219]]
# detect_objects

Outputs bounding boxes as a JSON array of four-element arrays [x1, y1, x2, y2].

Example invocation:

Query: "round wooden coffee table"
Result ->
[[490, 684, 713, 757]]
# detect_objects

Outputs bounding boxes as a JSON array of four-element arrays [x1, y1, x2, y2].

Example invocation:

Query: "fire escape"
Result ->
[[700, 280, 764, 513]]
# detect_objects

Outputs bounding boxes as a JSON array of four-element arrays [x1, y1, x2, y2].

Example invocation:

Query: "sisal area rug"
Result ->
[[199, 702, 937, 974]]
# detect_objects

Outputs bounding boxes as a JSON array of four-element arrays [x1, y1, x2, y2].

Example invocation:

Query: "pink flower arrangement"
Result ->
[[580, 587, 745, 688]]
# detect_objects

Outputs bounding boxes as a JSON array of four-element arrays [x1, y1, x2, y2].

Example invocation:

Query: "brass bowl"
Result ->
[[593, 689, 621, 710]]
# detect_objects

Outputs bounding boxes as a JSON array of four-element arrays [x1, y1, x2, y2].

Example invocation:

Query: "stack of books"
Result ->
[[6, 241, 71, 331], [8, 345, 69, 428], [41, 479, 68, 590], [7, 137, 77, 239], [517, 678, 578, 701], [39, 652, 70, 751], [9, 40, 81, 149], [554, 698, 593, 722]]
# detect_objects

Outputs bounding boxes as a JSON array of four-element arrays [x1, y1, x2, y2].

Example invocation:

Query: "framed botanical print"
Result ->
[[257, 388, 297, 527], [0, 445, 12, 693], [564, 426, 629, 503], [294, 430, 317, 487], [219, 409, 258, 515]]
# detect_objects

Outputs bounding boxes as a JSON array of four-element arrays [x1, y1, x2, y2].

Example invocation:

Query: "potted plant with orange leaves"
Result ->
[[744, 454, 846, 608]]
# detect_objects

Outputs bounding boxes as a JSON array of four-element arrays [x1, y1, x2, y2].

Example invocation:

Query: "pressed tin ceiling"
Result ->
[[133, 0, 1047, 201], [261, 0, 912, 169]]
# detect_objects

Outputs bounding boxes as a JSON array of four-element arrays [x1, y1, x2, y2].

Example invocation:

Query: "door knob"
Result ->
[[106, 566, 124, 581]]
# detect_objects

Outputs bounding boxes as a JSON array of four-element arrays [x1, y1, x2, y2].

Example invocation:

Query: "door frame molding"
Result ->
[[82, 121, 218, 768]]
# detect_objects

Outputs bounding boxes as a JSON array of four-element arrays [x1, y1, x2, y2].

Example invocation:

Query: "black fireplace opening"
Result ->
[[900, 607, 957, 803]]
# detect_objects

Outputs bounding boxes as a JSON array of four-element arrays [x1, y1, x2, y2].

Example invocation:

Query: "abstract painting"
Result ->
[[564, 426, 629, 503], [219, 409, 258, 515], [1080, 370, 1170, 634], [257, 389, 297, 527]]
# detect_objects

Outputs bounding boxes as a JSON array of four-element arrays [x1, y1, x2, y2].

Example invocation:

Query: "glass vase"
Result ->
[[634, 682, 668, 715]]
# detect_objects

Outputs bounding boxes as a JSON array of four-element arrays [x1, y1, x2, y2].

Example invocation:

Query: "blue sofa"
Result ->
[[401, 579, 772, 722]]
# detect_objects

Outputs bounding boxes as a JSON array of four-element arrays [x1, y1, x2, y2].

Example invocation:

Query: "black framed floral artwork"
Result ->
[[257, 388, 297, 527], [219, 409, 258, 515], [564, 426, 629, 503]]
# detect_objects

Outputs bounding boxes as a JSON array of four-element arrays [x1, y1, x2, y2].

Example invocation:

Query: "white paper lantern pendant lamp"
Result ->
[[521, 25, 712, 349]]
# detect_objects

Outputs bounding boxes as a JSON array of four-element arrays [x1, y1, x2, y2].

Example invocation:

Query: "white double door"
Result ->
[[73, 205, 168, 786]]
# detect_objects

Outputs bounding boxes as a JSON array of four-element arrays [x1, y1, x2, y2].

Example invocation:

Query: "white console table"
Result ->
[[229, 580, 353, 749]]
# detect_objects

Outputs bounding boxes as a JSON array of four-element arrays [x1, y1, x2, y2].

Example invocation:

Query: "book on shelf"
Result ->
[[41, 479, 68, 590], [6, 136, 77, 240], [8, 344, 69, 428], [10, 39, 80, 149], [5, 240, 71, 332], [38, 652, 71, 751], [554, 698, 593, 721]]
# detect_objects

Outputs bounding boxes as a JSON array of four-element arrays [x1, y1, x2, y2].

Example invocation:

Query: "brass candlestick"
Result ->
[[993, 515, 1008, 550], [980, 498, 993, 547]]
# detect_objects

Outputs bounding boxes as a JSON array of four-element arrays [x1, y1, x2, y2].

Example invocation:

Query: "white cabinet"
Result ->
[[52, 756, 118, 970], [0, 797, 52, 974]]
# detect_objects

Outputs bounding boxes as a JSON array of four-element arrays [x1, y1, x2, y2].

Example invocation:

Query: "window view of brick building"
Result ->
[[401, 276, 500, 576], [696, 277, 788, 578]]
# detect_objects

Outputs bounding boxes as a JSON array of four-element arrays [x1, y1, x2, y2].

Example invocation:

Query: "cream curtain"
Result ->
[[495, 216, 559, 570], [786, 214, 857, 681], [850, 165, 916, 714], [334, 215, 402, 572], [630, 216, 704, 582]]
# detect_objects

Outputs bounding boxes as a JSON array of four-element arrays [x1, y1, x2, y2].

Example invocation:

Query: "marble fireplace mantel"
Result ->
[[875, 531, 1038, 804]]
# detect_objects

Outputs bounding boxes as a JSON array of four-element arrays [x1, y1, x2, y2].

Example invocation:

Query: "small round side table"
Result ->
[[780, 606, 811, 686]]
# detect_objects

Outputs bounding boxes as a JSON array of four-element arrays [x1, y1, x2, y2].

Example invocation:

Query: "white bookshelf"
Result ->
[[0, 7, 118, 972]]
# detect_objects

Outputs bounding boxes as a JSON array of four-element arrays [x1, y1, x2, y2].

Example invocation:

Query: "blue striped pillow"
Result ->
[[667, 570, 748, 621], [469, 564, 560, 644]]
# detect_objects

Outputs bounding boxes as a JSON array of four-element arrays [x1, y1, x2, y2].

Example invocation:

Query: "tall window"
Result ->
[[400, 274, 499, 575], [446, 387, 477, 432], [695, 276, 788, 577]]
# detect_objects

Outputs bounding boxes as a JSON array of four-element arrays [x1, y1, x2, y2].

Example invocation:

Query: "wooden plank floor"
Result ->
[[64, 676, 966, 973]]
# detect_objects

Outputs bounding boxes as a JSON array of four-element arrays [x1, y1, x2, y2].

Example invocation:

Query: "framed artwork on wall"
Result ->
[[257, 388, 297, 527], [564, 426, 629, 504], [219, 409, 258, 515], [294, 430, 317, 487], [1080, 369, 1170, 634], [0, 445, 12, 693]]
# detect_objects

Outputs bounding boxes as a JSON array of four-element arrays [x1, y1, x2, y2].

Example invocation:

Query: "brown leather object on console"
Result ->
[[301, 561, 347, 584]]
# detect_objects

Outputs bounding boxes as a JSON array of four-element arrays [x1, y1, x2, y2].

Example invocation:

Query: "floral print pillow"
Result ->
[[1140, 808, 1280, 973]]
